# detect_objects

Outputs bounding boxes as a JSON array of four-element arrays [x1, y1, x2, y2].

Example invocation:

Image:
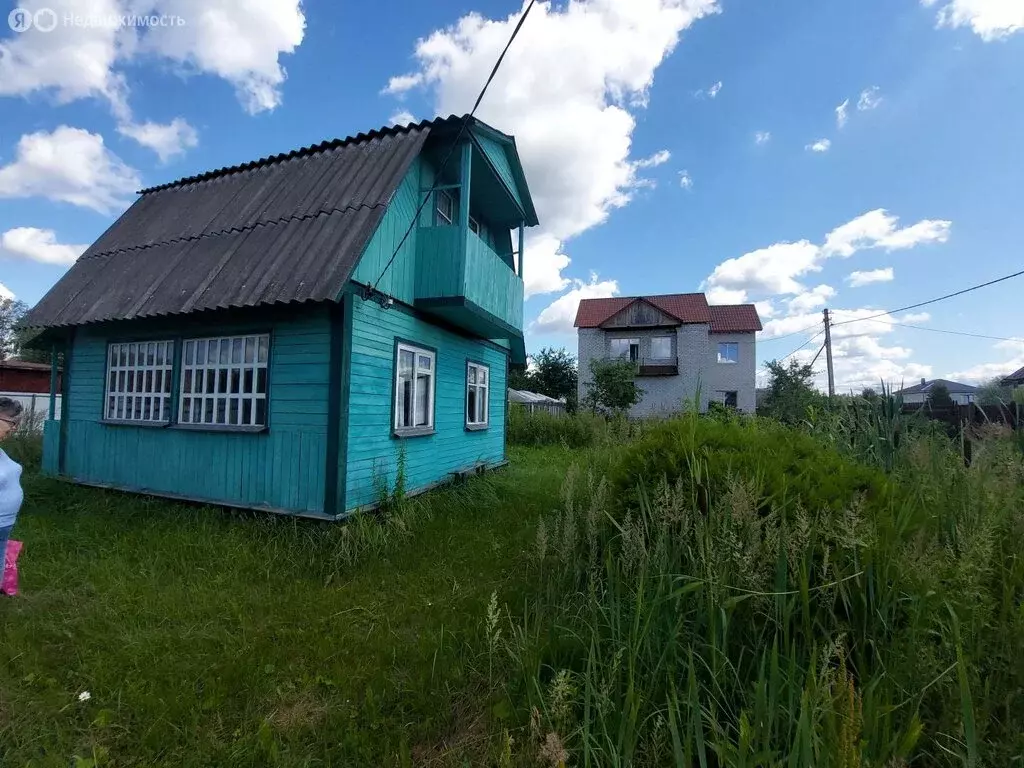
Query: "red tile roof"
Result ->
[[708, 304, 763, 333], [574, 293, 711, 328]]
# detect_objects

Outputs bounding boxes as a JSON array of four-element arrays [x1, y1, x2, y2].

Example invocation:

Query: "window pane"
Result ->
[[258, 336, 269, 363], [467, 388, 477, 423], [256, 368, 267, 395], [185, 340, 194, 365], [197, 340, 207, 364], [479, 368, 487, 386], [145, 370, 153, 393], [399, 378, 413, 428], [468, 366, 477, 385], [418, 354, 432, 371], [245, 337, 255, 363], [229, 398, 239, 425], [127, 370, 135, 392], [243, 368, 254, 394], [241, 399, 252, 425], [107, 396, 115, 418], [230, 369, 241, 394], [147, 343, 155, 366], [206, 372, 216, 394], [651, 337, 672, 359], [232, 338, 243, 364], [255, 398, 267, 426], [415, 372, 431, 426]]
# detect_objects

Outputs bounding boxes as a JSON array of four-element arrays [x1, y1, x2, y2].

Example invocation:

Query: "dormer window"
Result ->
[[436, 190, 454, 225]]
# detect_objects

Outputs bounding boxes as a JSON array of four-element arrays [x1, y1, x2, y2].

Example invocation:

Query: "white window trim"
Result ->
[[179, 333, 269, 429], [717, 342, 739, 364], [104, 340, 175, 423], [610, 337, 641, 360], [436, 190, 454, 225], [466, 361, 489, 428], [394, 342, 436, 434]]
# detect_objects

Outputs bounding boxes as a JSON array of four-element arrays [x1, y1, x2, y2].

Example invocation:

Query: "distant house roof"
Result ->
[[1001, 365, 1024, 385], [574, 293, 712, 328], [708, 304, 763, 333], [507, 389, 564, 404], [0, 360, 54, 372], [573, 293, 761, 332], [20, 115, 537, 332], [895, 378, 979, 396]]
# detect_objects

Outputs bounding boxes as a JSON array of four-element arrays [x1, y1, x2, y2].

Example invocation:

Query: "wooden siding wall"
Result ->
[[350, 157, 429, 306], [58, 305, 332, 515], [344, 296, 508, 511], [474, 134, 524, 211], [601, 301, 679, 328], [465, 231, 524, 330]]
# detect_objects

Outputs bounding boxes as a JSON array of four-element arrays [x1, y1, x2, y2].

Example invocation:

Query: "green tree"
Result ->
[[976, 377, 1013, 406], [926, 382, 955, 408], [759, 359, 827, 425], [507, 366, 534, 392], [530, 347, 578, 409], [0, 298, 49, 363], [582, 358, 643, 415]]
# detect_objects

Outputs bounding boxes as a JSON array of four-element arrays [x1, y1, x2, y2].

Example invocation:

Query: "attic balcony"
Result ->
[[414, 225, 524, 339]]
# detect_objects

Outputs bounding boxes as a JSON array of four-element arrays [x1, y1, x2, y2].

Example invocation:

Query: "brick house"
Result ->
[[574, 293, 761, 415]]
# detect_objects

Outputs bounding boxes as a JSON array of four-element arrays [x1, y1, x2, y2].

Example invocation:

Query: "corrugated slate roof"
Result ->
[[20, 118, 448, 330], [574, 293, 712, 328], [708, 304, 763, 333], [895, 378, 979, 395], [1002, 365, 1024, 383]]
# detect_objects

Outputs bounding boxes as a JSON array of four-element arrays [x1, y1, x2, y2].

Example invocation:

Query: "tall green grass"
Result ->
[[496, 415, 1024, 766]]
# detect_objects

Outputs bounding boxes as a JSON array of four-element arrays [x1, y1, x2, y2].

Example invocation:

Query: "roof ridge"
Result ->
[[78, 202, 386, 261], [137, 114, 466, 195]]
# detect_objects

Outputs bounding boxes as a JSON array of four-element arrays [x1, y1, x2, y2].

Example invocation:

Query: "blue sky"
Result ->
[[1, 0, 1022, 390]]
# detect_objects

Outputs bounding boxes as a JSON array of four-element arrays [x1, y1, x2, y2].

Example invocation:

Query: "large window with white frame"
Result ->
[[394, 342, 435, 434], [466, 361, 489, 428], [179, 334, 269, 428], [717, 342, 739, 364], [104, 340, 174, 423]]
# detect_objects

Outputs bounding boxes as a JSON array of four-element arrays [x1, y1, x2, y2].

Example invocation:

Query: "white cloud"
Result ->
[[532, 275, 619, 335], [523, 232, 570, 299], [857, 86, 882, 111], [634, 149, 671, 168], [1, 227, 88, 265], [835, 98, 849, 128], [754, 299, 776, 319], [806, 138, 831, 152], [0, 0, 305, 117], [922, 0, 1024, 40], [947, 349, 1024, 383], [705, 240, 822, 299], [822, 209, 951, 257], [754, 131, 771, 145], [0, 282, 13, 301], [708, 80, 722, 98], [788, 283, 836, 313], [0, 126, 140, 214], [388, 109, 417, 126], [678, 169, 693, 189], [847, 267, 895, 287], [386, 0, 720, 297], [117, 117, 198, 162], [899, 312, 932, 324]]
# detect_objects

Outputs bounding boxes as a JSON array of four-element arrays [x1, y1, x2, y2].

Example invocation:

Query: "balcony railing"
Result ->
[[606, 356, 679, 376]]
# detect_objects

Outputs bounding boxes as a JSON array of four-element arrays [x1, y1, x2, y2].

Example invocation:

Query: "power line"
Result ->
[[759, 320, 823, 344], [862, 317, 1024, 344], [779, 328, 825, 362], [370, 0, 537, 294], [830, 268, 1024, 328]]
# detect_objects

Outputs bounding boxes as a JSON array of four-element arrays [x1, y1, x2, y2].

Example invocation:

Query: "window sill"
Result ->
[[101, 419, 170, 428], [717, 361, 738, 365], [392, 427, 435, 439], [171, 424, 268, 434], [465, 423, 489, 432]]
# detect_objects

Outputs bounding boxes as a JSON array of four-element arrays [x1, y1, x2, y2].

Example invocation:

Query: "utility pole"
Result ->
[[823, 308, 835, 398]]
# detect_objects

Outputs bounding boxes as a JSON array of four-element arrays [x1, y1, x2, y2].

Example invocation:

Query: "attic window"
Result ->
[[436, 190, 454, 225], [179, 334, 269, 428], [469, 215, 481, 236]]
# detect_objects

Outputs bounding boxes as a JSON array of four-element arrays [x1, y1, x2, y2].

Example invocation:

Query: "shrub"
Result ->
[[508, 406, 656, 449], [611, 414, 889, 514]]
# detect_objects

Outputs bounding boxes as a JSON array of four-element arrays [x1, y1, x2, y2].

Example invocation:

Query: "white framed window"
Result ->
[[610, 338, 640, 362], [179, 334, 269, 428], [469, 215, 481, 236], [105, 340, 174, 423], [466, 362, 489, 428], [394, 343, 435, 433], [650, 336, 673, 360], [717, 342, 739, 364], [436, 190, 454, 225]]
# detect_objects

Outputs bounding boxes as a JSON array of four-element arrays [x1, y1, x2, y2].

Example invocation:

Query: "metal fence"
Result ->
[[0, 391, 61, 431]]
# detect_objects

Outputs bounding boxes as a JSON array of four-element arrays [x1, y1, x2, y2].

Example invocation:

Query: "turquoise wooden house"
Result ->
[[21, 115, 538, 518]]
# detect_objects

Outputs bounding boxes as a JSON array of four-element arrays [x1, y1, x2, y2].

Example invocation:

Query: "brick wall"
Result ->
[[577, 325, 756, 414]]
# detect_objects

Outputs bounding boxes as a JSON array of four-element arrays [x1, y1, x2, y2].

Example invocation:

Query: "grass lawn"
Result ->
[[0, 446, 571, 766]]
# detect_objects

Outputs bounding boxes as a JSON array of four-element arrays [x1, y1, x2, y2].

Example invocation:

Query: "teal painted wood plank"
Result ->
[[344, 295, 509, 511], [58, 304, 332, 514]]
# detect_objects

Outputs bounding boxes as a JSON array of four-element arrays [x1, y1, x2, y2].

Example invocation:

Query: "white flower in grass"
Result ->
[[78, 691, 91, 702]]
